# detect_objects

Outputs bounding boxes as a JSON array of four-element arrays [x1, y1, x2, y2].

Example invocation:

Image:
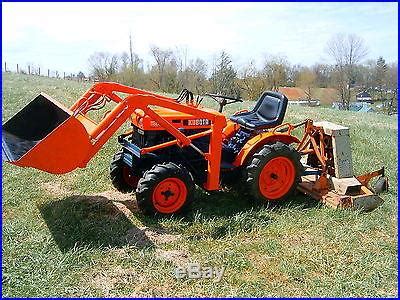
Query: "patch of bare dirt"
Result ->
[[40, 182, 138, 217], [95, 190, 133, 202], [40, 181, 70, 196], [95, 190, 138, 216], [124, 226, 181, 248], [142, 227, 181, 244], [155, 249, 190, 266]]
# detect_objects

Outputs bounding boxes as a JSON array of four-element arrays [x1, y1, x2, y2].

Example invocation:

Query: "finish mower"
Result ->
[[2, 83, 387, 215]]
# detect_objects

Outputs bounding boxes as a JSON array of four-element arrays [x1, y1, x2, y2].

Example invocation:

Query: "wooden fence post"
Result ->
[[4, 62, 6, 72], [28, 65, 30, 75], [63, 72, 65, 79], [38, 67, 40, 75], [48, 69, 50, 77], [16, 64, 19, 73]]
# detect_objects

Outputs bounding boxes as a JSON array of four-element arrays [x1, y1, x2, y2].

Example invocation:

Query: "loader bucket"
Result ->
[[2, 93, 92, 174]]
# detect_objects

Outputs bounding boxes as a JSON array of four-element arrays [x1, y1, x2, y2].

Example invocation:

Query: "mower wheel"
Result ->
[[110, 151, 140, 193], [136, 162, 194, 215], [246, 142, 303, 203]]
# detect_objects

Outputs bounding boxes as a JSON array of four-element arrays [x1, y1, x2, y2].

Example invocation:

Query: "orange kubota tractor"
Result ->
[[2, 83, 386, 215]]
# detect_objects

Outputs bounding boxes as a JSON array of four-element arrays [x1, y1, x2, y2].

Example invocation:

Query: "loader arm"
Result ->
[[2, 83, 226, 190]]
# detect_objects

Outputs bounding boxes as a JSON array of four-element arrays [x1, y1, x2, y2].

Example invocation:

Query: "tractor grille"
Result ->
[[131, 124, 172, 148], [130, 124, 210, 151], [132, 125, 146, 148]]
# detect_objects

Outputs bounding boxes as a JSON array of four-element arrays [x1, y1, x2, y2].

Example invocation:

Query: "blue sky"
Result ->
[[2, 2, 398, 75]]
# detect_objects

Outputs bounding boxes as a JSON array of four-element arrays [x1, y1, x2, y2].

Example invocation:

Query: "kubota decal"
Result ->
[[184, 119, 210, 126]]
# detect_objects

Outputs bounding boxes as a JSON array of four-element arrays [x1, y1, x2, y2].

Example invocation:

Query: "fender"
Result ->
[[232, 132, 300, 167]]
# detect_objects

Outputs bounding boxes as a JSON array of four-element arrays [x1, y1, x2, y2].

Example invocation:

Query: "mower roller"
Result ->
[[2, 82, 387, 215]]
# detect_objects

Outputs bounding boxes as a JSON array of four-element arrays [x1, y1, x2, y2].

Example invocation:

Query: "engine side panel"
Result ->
[[131, 108, 213, 131]]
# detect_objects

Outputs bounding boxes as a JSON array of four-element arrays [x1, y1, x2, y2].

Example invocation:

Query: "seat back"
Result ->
[[254, 91, 288, 124], [229, 91, 288, 130]]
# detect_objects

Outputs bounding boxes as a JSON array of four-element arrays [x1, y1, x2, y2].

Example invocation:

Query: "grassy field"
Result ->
[[2, 72, 398, 297]]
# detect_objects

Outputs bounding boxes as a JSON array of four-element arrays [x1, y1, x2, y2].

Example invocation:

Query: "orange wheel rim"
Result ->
[[122, 166, 139, 187], [259, 156, 295, 200], [152, 177, 187, 213]]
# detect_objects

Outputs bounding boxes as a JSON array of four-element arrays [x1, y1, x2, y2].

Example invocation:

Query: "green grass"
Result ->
[[2, 72, 398, 297]]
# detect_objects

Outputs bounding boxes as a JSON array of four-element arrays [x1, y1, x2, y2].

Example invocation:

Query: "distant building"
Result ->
[[356, 91, 372, 103], [278, 87, 320, 106], [278, 87, 305, 100], [278, 87, 337, 106]]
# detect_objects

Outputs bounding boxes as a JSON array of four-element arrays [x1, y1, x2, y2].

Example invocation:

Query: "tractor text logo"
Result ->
[[174, 263, 225, 282], [187, 119, 210, 126]]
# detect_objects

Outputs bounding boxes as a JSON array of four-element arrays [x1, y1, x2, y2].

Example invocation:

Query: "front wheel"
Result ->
[[246, 142, 303, 203], [136, 162, 194, 215], [110, 151, 140, 193]]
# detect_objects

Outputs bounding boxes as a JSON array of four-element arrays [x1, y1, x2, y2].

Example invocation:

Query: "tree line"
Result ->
[[88, 33, 398, 111]]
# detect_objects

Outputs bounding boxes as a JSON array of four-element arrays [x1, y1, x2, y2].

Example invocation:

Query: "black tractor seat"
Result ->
[[229, 91, 288, 130]]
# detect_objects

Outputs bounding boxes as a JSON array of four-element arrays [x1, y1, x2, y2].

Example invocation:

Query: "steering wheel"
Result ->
[[205, 93, 243, 113]]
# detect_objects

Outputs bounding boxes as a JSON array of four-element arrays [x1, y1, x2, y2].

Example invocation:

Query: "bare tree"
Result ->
[[375, 56, 388, 100], [262, 55, 289, 91], [118, 51, 144, 87], [120, 52, 130, 70], [356, 59, 376, 91], [174, 46, 189, 88], [312, 63, 333, 88], [150, 46, 173, 91], [88, 52, 119, 80], [296, 67, 317, 102], [386, 62, 398, 114], [184, 58, 208, 94], [326, 33, 368, 109], [287, 64, 302, 87], [239, 60, 268, 100], [164, 57, 180, 92], [210, 51, 239, 96]]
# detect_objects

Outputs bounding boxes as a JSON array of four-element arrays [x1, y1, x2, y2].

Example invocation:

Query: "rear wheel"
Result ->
[[246, 142, 303, 203], [110, 151, 140, 193], [136, 162, 194, 215]]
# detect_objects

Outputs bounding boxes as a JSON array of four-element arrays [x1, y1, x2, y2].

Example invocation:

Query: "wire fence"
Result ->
[[3, 61, 96, 82]]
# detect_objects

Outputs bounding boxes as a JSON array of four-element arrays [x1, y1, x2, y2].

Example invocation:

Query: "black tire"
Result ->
[[109, 151, 140, 193], [246, 142, 303, 203], [136, 162, 194, 215]]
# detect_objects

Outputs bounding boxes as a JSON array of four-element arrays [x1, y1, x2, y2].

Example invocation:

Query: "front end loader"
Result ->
[[2, 83, 387, 215]]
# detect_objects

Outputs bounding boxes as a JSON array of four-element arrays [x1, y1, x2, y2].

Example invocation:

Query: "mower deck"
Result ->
[[298, 172, 384, 211]]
